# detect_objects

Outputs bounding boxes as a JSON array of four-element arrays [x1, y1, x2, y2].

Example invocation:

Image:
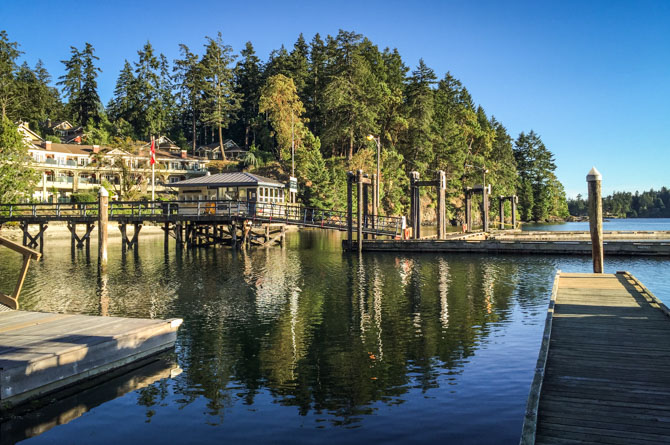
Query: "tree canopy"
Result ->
[[0, 28, 575, 222]]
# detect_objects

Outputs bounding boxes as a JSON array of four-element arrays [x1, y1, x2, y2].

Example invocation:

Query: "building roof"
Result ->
[[28, 141, 207, 161], [195, 139, 247, 153], [171, 172, 284, 188]]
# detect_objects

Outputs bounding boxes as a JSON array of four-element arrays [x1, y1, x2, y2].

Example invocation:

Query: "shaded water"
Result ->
[[0, 229, 668, 444]]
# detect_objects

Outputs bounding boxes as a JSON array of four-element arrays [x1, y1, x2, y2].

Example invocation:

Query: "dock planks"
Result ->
[[521, 271, 670, 444], [0, 310, 182, 407]]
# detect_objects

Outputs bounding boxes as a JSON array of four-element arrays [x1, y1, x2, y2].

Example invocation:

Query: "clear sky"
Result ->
[[2, 0, 668, 197]]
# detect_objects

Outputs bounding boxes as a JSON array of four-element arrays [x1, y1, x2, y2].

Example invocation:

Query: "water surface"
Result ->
[[0, 229, 668, 444]]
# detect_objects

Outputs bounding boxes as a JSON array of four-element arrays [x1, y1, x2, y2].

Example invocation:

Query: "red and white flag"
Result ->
[[150, 136, 156, 165]]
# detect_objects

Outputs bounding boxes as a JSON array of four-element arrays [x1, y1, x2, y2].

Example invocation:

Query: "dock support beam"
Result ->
[[371, 174, 377, 238], [409, 171, 420, 239], [482, 184, 490, 233], [363, 178, 369, 240], [499, 197, 505, 230], [347, 172, 354, 249], [357, 170, 364, 252], [464, 189, 472, 233], [587, 167, 604, 273], [437, 170, 446, 240], [511, 196, 517, 229], [98, 187, 108, 268]]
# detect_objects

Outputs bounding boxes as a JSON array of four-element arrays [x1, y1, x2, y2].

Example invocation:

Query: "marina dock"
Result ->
[[352, 237, 670, 256], [521, 271, 670, 444], [0, 310, 182, 407]]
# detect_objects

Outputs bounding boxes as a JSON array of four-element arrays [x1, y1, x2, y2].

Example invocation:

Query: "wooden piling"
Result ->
[[587, 167, 604, 273], [357, 170, 364, 252], [347, 172, 354, 250], [437, 170, 446, 240], [363, 180, 369, 240], [511, 196, 517, 229], [371, 174, 377, 237], [410, 171, 420, 239], [499, 196, 505, 230], [482, 184, 490, 232], [465, 189, 472, 233], [98, 187, 108, 268]]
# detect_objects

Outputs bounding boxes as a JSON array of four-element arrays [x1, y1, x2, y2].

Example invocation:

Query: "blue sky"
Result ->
[[2, 0, 668, 197]]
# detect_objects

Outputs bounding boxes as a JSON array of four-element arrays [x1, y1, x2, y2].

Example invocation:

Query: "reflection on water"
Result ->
[[0, 356, 181, 445], [0, 229, 667, 443]]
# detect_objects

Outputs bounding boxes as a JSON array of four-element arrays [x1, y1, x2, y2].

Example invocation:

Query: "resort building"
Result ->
[[17, 123, 209, 202], [194, 140, 248, 160]]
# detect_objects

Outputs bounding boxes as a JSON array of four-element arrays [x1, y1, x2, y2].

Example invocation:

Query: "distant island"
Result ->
[[568, 187, 670, 218]]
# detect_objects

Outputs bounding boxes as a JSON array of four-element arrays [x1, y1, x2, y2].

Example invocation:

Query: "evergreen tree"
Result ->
[[514, 130, 560, 221], [0, 117, 39, 202], [0, 31, 22, 120], [399, 59, 437, 173], [173, 44, 205, 152], [234, 42, 263, 149], [201, 32, 241, 160], [58, 43, 100, 126], [107, 60, 137, 136]]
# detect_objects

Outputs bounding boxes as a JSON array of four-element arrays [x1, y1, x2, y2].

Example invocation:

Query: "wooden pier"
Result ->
[[521, 271, 670, 444], [351, 238, 670, 256], [0, 310, 182, 407]]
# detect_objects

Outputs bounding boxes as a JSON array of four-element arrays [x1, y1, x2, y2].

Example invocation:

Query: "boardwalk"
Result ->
[[522, 271, 670, 444], [0, 310, 182, 407], [355, 238, 670, 256]]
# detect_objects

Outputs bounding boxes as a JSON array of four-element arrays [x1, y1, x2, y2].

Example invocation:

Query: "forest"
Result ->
[[568, 188, 670, 218], [0, 29, 569, 222]]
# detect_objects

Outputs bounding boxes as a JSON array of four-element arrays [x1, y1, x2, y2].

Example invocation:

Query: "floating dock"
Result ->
[[0, 310, 182, 407], [521, 271, 670, 444], [350, 238, 670, 256]]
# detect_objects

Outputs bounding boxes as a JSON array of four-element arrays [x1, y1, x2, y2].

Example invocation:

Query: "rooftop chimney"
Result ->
[[93, 145, 100, 154], [44, 141, 52, 150], [181, 150, 187, 159]]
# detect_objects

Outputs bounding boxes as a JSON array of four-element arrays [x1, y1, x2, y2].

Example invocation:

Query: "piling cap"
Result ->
[[98, 186, 109, 197], [586, 167, 602, 182]]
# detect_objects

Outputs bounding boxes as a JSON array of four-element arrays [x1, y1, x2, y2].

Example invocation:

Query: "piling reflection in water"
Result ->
[[0, 230, 557, 443]]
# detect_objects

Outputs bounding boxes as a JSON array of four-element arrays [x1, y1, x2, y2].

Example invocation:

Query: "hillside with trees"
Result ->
[[569, 188, 670, 218], [0, 29, 569, 222]]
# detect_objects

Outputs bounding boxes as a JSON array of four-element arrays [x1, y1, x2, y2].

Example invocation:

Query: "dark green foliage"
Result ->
[[70, 191, 97, 203], [568, 187, 670, 218], [3, 28, 575, 220], [0, 117, 39, 202], [514, 130, 565, 221], [58, 43, 101, 126]]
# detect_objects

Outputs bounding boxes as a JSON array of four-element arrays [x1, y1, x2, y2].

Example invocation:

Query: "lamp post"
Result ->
[[367, 134, 381, 209]]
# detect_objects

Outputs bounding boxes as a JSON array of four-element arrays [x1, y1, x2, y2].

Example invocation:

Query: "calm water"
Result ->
[[0, 229, 668, 444], [522, 217, 670, 232]]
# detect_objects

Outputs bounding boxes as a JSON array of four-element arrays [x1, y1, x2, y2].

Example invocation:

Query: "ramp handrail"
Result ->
[[0, 237, 41, 310]]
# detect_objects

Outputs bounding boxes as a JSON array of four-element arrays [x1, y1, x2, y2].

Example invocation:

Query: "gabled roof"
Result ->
[[171, 172, 284, 188], [195, 139, 246, 153], [16, 121, 44, 145]]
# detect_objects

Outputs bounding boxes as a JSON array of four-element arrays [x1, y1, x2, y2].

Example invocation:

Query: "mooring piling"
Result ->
[[587, 167, 603, 273]]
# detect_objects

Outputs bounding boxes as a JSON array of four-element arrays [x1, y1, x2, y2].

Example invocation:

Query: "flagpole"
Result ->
[[151, 135, 155, 201]]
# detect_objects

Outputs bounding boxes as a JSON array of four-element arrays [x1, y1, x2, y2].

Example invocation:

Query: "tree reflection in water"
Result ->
[[2, 231, 549, 441]]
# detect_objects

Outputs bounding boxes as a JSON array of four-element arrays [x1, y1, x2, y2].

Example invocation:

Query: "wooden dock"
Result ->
[[0, 310, 182, 407], [521, 271, 670, 444], [352, 238, 670, 256]]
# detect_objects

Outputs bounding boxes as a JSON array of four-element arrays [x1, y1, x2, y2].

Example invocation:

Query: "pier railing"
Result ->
[[0, 200, 403, 236]]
